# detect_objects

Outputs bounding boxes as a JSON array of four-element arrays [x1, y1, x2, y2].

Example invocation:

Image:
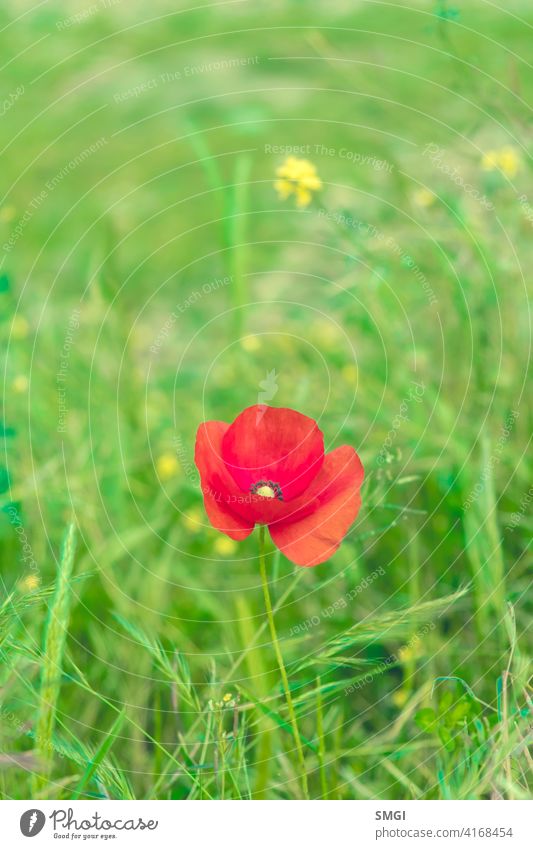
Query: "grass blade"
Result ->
[[32, 523, 77, 792], [72, 708, 126, 800]]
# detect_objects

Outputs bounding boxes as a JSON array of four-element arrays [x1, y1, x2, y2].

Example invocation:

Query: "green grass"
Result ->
[[0, 0, 531, 800], [32, 522, 77, 792]]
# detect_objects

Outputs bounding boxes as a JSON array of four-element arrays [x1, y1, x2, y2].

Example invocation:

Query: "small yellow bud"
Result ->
[[412, 188, 435, 208], [342, 364, 358, 384], [11, 315, 29, 339], [498, 146, 520, 178], [397, 646, 414, 664], [0, 206, 16, 222], [182, 508, 203, 532], [214, 536, 237, 556], [392, 689, 409, 708], [156, 452, 180, 481], [240, 335, 261, 352], [13, 375, 29, 393], [20, 574, 40, 592]]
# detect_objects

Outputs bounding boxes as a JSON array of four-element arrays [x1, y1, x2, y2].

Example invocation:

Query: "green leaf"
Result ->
[[438, 726, 456, 753], [415, 708, 437, 731]]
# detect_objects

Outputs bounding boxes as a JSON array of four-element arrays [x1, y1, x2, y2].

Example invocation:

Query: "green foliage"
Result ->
[[0, 0, 531, 801], [415, 671, 532, 799], [32, 524, 77, 791]]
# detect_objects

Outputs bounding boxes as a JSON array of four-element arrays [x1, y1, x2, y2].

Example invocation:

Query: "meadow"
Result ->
[[0, 0, 531, 800]]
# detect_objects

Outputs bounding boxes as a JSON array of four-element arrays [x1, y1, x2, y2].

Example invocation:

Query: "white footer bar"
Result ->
[[2, 800, 531, 848]]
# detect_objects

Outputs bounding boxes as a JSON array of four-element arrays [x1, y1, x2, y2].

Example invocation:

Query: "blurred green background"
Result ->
[[0, 0, 531, 800]]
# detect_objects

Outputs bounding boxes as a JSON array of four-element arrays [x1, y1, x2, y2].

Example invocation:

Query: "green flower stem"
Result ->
[[258, 525, 309, 799]]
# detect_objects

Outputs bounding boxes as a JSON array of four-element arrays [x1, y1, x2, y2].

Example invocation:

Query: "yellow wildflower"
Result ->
[[482, 146, 520, 178], [20, 574, 40, 592], [392, 689, 409, 708], [312, 320, 341, 348], [182, 507, 203, 532], [498, 146, 520, 177], [13, 375, 29, 393], [342, 364, 358, 384], [412, 188, 435, 208], [274, 156, 322, 208], [11, 315, 29, 339], [222, 692, 233, 703], [398, 637, 422, 664], [0, 206, 16, 222], [214, 536, 237, 556], [156, 452, 180, 481], [240, 335, 261, 352]]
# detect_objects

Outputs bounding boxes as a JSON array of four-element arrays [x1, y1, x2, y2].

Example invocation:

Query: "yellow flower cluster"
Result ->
[[481, 146, 520, 178], [274, 156, 322, 208]]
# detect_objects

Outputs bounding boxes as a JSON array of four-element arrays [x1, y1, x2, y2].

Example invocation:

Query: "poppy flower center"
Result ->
[[250, 480, 284, 501]]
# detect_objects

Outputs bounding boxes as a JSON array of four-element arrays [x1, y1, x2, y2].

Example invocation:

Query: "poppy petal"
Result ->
[[194, 421, 255, 540], [269, 446, 364, 567], [221, 405, 324, 501]]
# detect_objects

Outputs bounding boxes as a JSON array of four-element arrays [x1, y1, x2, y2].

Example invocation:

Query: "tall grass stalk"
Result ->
[[316, 676, 328, 799], [258, 525, 309, 799], [235, 594, 273, 798], [227, 154, 251, 340], [464, 436, 507, 650], [32, 523, 77, 794]]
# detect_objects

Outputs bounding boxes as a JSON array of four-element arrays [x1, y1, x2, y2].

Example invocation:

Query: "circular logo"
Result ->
[[20, 810, 46, 837]]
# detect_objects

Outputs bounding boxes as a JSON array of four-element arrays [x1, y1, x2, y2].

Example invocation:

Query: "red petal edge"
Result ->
[[269, 446, 364, 567], [194, 421, 255, 541]]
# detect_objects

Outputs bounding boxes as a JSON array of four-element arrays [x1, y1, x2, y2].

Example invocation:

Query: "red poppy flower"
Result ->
[[194, 405, 364, 567]]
